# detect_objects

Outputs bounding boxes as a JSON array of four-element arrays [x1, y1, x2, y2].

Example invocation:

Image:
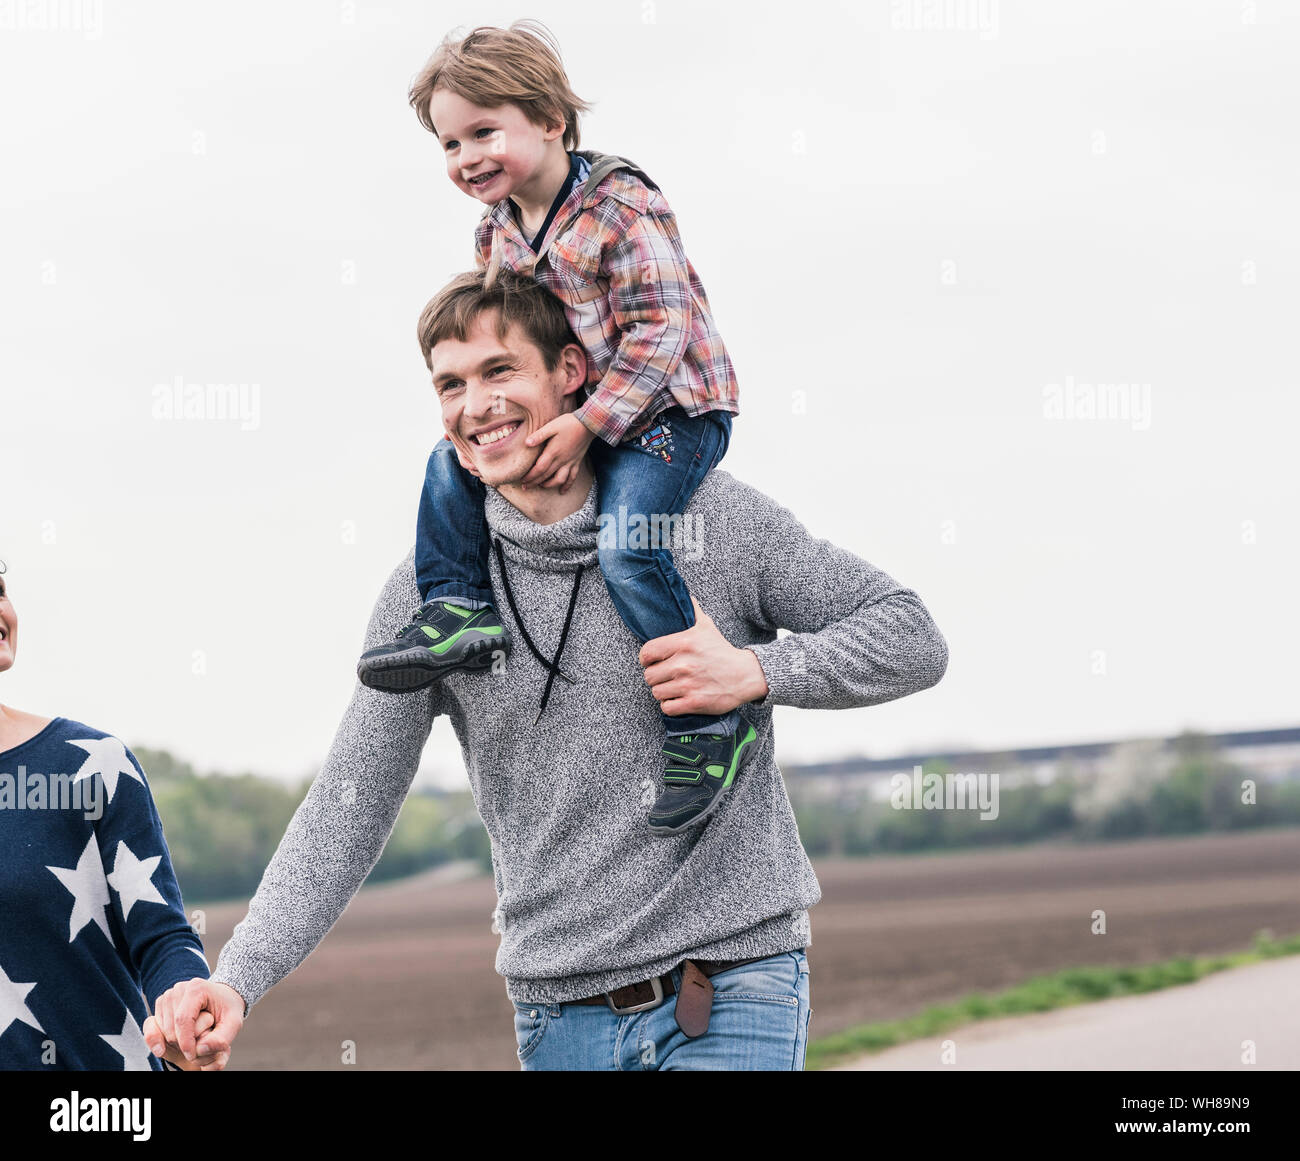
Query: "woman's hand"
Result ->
[[153, 1009, 215, 1070]]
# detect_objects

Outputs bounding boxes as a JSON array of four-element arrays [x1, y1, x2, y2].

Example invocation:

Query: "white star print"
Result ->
[[69, 736, 143, 805], [99, 1010, 152, 1071], [47, 834, 113, 943], [0, 961, 44, 1040], [106, 841, 166, 921]]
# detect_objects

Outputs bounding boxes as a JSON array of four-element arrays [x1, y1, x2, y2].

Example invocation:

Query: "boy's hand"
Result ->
[[521, 414, 595, 493]]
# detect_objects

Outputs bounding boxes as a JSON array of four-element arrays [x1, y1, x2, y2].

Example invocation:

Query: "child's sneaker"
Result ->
[[357, 599, 511, 692], [647, 718, 758, 836]]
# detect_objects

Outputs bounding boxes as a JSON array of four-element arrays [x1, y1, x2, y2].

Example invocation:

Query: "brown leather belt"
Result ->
[[569, 954, 778, 1024]]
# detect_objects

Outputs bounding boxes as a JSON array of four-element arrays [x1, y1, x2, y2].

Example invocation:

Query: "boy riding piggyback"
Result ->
[[358, 21, 751, 835]]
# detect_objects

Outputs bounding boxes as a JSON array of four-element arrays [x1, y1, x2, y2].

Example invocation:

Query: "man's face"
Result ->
[[431, 311, 584, 487], [429, 88, 560, 207]]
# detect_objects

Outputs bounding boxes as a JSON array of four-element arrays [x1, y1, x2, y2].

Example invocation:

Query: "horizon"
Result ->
[[78, 717, 1300, 792]]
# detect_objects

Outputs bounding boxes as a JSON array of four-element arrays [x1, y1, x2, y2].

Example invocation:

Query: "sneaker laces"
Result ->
[[394, 603, 444, 639]]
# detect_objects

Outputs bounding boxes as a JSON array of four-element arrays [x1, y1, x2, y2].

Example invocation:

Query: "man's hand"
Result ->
[[520, 413, 595, 492], [143, 978, 246, 1072], [639, 597, 770, 716]]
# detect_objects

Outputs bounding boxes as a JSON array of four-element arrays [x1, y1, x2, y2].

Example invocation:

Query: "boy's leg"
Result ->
[[590, 407, 734, 735], [591, 406, 755, 835], [414, 438, 494, 606], [358, 439, 509, 691]]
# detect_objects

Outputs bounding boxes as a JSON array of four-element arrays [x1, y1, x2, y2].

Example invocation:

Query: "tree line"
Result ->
[[134, 732, 1300, 902], [134, 746, 491, 904], [786, 733, 1300, 857]]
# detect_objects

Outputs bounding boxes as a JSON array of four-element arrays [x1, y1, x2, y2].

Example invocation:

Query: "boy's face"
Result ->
[[430, 310, 585, 488], [429, 87, 563, 207]]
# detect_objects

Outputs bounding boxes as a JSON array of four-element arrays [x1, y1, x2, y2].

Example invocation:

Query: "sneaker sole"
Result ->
[[647, 723, 758, 837], [357, 633, 507, 691]]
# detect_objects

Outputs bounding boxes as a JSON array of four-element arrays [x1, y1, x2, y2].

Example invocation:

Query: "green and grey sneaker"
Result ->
[[647, 719, 758, 836], [357, 599, 511, 692]]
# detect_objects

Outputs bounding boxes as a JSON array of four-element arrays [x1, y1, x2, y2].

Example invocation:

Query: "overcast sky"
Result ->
[[2, 0, 1297, 788]]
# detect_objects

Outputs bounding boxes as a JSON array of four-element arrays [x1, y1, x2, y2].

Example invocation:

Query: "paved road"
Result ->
[[841, 957, 1300, 1070]]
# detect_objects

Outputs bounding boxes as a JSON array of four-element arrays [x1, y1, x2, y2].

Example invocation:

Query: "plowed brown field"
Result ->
[[195, 828, 1300, 1070]]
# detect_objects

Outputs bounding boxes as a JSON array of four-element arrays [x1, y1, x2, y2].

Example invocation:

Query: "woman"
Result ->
[[0, 559, 210, 1070]]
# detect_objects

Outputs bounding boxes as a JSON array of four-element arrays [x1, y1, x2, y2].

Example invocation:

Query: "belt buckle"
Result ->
[[604, 974, 664, 1015]]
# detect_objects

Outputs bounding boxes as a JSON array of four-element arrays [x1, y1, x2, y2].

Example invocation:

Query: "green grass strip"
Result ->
[[807, 929, 1300, 1071]]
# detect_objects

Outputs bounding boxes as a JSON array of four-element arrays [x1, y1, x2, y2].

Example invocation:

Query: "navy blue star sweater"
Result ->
[[0, 717, 208, 1070]]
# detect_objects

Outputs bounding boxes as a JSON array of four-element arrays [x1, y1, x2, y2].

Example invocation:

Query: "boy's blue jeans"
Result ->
[[414, 406, 735, 736], [513, 949, 811, 1071]]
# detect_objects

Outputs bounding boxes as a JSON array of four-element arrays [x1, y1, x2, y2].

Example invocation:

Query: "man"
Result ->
[[144, 269, 949, 1071]]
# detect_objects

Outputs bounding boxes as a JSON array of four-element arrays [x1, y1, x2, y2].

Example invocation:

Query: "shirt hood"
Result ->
[[480, 150, 661, 247]]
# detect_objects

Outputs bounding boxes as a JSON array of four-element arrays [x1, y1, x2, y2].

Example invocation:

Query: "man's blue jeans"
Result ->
[[414, 406, 735, 735], [512, 949, 811, 1071]]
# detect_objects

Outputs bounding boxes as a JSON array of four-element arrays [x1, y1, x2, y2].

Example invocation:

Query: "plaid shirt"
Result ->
[[474, 150, 739, 445]]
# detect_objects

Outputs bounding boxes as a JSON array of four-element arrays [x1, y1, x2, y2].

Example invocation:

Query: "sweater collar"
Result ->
[[484, 478, 600, 572]]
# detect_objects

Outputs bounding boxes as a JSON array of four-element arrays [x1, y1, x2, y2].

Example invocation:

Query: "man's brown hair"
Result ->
[[417, 268, 581, 373], [409, 20, 591, 150]]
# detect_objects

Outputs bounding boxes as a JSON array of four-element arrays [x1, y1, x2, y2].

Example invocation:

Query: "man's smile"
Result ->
[[468, 419, 521, 449]]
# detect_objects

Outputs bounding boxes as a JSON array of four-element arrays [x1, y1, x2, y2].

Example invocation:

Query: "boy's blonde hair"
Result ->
[[409, 20, 591, 150]]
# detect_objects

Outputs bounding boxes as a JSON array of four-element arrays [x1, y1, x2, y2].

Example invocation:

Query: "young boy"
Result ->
[[358, 21, 753, 835]]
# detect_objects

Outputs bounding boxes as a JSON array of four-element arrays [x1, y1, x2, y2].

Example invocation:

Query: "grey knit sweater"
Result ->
[[212, 469, 948, 1007]]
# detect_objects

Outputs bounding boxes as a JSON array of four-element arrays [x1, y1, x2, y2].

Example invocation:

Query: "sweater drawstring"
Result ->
[[493, 538, 575, 684], [493, 538, 586, 724]]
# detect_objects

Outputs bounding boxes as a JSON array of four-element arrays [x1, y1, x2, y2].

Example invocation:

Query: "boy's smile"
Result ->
[[466, 169, 505, 195]]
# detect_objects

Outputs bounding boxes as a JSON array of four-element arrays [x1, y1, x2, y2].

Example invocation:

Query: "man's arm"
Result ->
[[145, 554, 442, 1065], [727, 477, 948, 708], [642, 475, 947, 716], [210, 553, 440, 1010]]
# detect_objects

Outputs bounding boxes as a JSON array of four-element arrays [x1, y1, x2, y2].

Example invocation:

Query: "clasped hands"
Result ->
[[143, 979, 245, 1072]]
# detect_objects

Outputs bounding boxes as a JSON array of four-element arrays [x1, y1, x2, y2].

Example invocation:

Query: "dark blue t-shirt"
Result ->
[[0, 717, 208, 1070]]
